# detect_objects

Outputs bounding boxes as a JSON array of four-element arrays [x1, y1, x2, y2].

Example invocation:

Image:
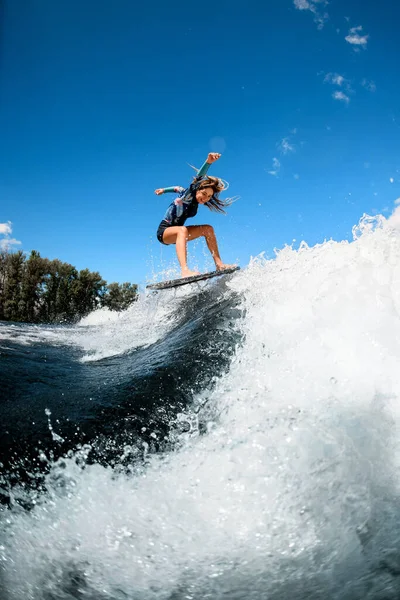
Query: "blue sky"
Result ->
[[1, 0, 400, 286]]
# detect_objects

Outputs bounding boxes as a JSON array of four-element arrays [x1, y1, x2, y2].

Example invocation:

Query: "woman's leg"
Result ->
[[162, 226, 199, 277], [162, 224, 236, 277], [186, 225, 236, 271]]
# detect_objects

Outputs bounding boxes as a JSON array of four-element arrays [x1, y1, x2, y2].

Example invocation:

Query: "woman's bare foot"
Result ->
[[215, 262, 237, 271], [181, 267, 200, 278]]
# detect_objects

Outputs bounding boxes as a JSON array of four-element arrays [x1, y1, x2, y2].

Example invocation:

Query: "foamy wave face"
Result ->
[[0, 322, 73, 347], [73, 293, 181, 362], [65, 282, 213, 361], [2, 213, 400, 599]]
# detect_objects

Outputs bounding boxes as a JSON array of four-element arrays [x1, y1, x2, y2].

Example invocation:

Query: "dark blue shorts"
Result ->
[[157, 220, 170, 245]]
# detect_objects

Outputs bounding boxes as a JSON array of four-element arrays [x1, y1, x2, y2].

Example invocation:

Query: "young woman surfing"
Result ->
[[155, 152, 236, 278]]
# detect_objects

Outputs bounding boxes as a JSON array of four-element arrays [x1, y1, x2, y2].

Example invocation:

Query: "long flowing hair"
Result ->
[[188, 165, 238, 214]]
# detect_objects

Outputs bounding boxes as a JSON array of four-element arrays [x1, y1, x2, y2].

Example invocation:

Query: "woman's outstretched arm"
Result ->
[[195, 152, 221, 179], [154, 186, 185, 195], [155, 153, 221, 195]]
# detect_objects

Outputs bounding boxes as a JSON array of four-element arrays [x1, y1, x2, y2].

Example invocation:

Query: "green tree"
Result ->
[[2, 250, 25, 321], [102, 282, 138, 311], [0, 250, 8, 320], [71, 268, 107, 317], [54, 262, 78, 321], [20, 250, 47, 322], [38, 259, 80, 322]]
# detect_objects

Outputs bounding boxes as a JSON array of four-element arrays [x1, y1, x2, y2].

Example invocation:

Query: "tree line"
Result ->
[[0, 250, 138, 324]]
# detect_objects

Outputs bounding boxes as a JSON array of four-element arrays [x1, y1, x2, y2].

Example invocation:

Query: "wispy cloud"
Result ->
[[345, 26, 369, 49], [0, 238, 22, 250], [361, 78, 376, 92], [324, 72, 347, 87], [267, 157, 281, 177], [268, 129, 299, 176], [0, 221, 22, 250], [278, 137, 295, 155], [332, 90, 350, 104], [323, 72, 353, 103], [293, 0, 329, 30]]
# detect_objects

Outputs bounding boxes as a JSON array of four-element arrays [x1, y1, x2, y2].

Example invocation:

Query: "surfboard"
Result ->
[[146, 266, 240, 291]]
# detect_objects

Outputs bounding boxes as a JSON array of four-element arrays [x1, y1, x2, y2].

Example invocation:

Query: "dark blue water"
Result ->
[[0, 284, 242, 492]]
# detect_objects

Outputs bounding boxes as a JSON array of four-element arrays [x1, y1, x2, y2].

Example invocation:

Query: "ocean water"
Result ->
[[1, 210, 400, 599]]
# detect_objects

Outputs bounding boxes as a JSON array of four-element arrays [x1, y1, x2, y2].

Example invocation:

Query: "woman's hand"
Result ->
[[206, 152, 221, 164], [154, 188, 164, 195]]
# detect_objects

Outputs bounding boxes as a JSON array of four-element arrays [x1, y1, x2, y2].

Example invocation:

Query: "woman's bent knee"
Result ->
[[177, 226, 189, 237]]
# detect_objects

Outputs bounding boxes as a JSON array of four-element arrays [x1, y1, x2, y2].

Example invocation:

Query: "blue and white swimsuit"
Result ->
[[156, 161, 212, 244]]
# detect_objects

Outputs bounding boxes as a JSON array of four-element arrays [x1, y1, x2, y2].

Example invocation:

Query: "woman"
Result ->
[[155, 152, 236, 278]]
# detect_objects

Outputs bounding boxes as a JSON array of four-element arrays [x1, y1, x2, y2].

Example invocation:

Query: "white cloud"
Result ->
[[390, 178, 394, 183], [0, 221, 22, 250], [361, 78, 376, 92], [0, 238, 22, 250], [0, 222, 12, 235], [278, 137, 295, 155], [314, 12, 329, 30], [324, 73, 354, 102], [345, 26, 369, 49], [324, 72, 346, 87], [293, 0, 329, 29], [294, 0, 310, 8], [323, 71, 376, 104], [332, 90, 350, 104], [267, 157, 281, 177]]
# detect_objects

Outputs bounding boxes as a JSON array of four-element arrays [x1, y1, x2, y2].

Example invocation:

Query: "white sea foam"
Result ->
[[73, 292, 182, 362]]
